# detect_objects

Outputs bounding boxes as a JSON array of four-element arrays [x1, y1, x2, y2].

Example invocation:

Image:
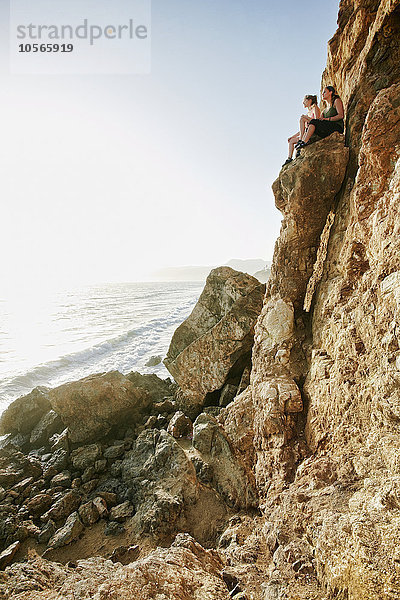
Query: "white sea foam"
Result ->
[[0, 281, 204, 410]]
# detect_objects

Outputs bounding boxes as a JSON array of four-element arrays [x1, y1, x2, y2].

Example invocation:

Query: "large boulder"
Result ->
[[0, 388, 51, 436], [164, 267, 265, 414], [48, 371, 151, 444]]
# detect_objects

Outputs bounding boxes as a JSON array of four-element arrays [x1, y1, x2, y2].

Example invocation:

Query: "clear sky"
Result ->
[[0, 0, 340, 293]]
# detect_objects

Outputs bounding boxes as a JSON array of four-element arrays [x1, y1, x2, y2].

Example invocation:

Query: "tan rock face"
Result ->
[[251, 134, 349, 489], [248, 1, 400, 598], [164, 266, 265, 415], [48, 371, 151, 443]]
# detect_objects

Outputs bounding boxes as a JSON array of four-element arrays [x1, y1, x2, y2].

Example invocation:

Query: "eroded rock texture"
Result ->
[[0, 2, 399, 599], [249, 1, 400, 598]]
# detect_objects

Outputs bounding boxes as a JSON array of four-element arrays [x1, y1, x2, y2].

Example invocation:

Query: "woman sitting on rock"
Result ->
[[283, 95, 321, 166], [295, 86, 344, 156]]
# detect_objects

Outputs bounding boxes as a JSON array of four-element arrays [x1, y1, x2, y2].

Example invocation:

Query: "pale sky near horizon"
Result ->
[[0, 0, 340, 293]]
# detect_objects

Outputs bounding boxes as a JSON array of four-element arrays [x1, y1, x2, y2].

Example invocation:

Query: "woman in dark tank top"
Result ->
[[294, 86, 344, 155]]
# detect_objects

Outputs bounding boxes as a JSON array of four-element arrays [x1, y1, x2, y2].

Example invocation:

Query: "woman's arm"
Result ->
[[314, 105, 322, 119], [327, 98, 344, 121]]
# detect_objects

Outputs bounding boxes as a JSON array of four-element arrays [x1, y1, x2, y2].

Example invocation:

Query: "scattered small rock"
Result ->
[[71, 444, 103, 471], [37, 519, 57, 544], [78, 501, 100, 526], [109, 501, 134, 522], [104, 521, 125, 536], [42, 490, 81, 522], [26, 493, 53, 517], [104, 443, 125, 460], [50, 429, 70, 453], [50, 471, 71, 489], [145, 355, 162, 367], [167, 411, 193, 439], [92, 496, 108, 519], [47, 512, 84, 549]]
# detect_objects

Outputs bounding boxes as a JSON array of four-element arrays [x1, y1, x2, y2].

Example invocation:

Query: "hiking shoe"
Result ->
[[295, 140, 306, 150], [282, 158, 292, 167]]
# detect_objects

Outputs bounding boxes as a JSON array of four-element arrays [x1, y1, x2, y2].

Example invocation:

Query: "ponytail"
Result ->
[[305, 94, 318, 106]]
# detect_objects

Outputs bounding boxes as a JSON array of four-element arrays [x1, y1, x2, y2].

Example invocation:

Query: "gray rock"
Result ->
[[30, 411, 63, 448], [145, 355, 162, 367], [94, 459, 107, 473], [71, 444, 102, 471], [219, 384, 238, 407], [37, 519, 56, 544], [50, 428, 70, 453], [104, 443, 125, 460], [104, 521, 125, 536], [43, 449, 69, 480], [109, 501, 134, 522], [139, 489, 183, 536], [47, 512, 84, 549], [191, 456, 213, 484], [0, 434, 30, 452], [192, 413, 258, 509], [81, 466, 95, 483], [120, 429, 199, 539], [110, 461, 123, 478]]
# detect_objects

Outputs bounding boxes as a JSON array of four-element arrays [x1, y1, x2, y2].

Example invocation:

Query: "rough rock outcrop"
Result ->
[[252, 132, 349, 489], [0, 535, 231, 600], [164, 267, 265, 416], [248, 1, 400, 598], [48, 371, 151, 443]]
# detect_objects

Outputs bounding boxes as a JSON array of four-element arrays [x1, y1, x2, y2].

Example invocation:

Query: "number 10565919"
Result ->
[[18, 43, 74, 52]]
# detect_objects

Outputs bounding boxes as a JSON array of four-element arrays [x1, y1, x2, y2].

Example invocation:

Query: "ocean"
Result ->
[[0, 281, 204, 412]]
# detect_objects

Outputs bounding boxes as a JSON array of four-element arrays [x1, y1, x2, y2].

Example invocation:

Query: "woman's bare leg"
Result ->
[[302, 124, 315, 143], [299, 116, 308, 139], [288, 133, 300, 158]]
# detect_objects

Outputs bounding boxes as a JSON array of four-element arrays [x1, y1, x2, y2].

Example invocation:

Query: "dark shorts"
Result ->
[[310, 119, 344, 138]]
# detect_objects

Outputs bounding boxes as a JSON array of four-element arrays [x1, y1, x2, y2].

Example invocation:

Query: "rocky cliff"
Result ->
[[249, 0, 400, 597], [0, 1, 399, 599]]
